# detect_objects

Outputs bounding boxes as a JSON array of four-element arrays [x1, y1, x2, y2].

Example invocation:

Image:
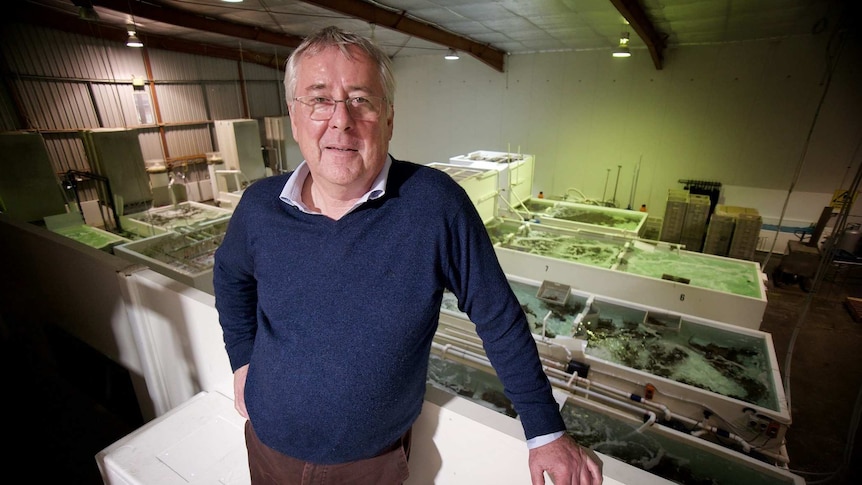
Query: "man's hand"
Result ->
[[528, 434, 603, 485], [233, 364, 250, 418]]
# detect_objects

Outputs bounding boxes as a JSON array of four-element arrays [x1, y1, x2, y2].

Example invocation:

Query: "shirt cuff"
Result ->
[[526, 431, 565, 449]]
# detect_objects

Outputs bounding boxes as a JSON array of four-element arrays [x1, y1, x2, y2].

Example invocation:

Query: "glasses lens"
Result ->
[[348, 97, 381, 121], [297, 96, 383, 121]]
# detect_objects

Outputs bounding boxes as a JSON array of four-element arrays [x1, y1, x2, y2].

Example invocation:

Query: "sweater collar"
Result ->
[[279, 155, 391, 215]]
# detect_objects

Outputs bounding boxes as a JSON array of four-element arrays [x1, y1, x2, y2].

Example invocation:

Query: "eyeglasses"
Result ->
[[293, 95, 387, 121]]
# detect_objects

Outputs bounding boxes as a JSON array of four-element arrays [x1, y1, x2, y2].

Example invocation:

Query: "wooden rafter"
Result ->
[[609, 0, 666, 70]]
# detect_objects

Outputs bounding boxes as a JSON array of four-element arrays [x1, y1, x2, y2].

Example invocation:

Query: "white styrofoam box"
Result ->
[[448, 150, 534, 206], [97, 390, 249, 485], [427, 162, 499, 224], [97, 383, 668, 485]]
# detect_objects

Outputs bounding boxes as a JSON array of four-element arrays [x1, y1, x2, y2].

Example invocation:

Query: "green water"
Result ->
[[486, 219, 625, 269], [426, 356, 797, 485], [574, 297, 777, 411], [618, 245, 763, 298], [518, 199, 644, 231], [561, 403, 796, 485], [126, 203, 231, 234], [442, 278, 777, 411], [485, 218, 763, 299], [125, 219, 228, 275], [53, 225, 127, 250]]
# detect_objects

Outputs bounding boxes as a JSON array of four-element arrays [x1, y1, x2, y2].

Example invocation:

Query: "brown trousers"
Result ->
[[244, 421, 411, 485]]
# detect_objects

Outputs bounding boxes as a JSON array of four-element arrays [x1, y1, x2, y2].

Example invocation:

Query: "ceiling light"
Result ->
[[612, 32, 631, 58], [221, 0, 244, 3], [444, 48, 459, 60], [126, 24, 143, 48]]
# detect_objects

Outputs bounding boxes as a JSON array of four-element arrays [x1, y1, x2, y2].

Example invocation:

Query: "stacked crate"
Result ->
[[702, 205, 763, 260], [642, 216, 663, 240], [703, 206, 736, 256], [659, 189, 689, 244], [680, 194, 711, 252], [729, 209, 762, 260]]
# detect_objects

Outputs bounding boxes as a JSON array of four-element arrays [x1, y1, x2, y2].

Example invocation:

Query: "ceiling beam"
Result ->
[[89, 0, 304, 48], [299, 0, 507, 72], [8, 3, 286, 71], [609, 0, 665, 70]]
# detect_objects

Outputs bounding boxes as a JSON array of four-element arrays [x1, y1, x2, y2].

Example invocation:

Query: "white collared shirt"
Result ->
[[279, 156, 392, 216]]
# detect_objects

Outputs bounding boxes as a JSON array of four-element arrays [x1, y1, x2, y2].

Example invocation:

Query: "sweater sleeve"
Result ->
[[213, 199, 258, 372], [445, 197, 567, 440]]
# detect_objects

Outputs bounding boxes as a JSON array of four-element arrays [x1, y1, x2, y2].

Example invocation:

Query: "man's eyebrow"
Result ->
[[303, 82, 328, 91], [299, 82, 376, 94]]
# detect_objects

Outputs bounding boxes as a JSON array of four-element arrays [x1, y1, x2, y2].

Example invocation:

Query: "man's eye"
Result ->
[[351, 97, 370, 105], [313, 97, 332, 104]]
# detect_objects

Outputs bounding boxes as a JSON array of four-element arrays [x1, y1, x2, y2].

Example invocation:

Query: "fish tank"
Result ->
[[113, 218, 228, 295], [576, 295, 778, 409], [572, 292, 789, 455], [50, 223, 130, 251], [44, 211, 131, 251], [617, 240, 763, 299], [426, 353, 803, 485], [438, 275, 788, 458], [504, 197, 648, 238], [487, 217, 767, 329], [486, 217, 628, 269], [121, 201, 233, 239]]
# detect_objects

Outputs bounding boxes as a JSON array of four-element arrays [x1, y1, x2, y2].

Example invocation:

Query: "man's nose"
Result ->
[[329, 100, 354, 128]]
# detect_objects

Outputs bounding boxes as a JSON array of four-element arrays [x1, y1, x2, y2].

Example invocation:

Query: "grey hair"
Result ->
[[284, 26, 395, 107]]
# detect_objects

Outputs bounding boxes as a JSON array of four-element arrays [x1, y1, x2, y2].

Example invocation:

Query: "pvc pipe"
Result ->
[[431, 339, 790, 465]]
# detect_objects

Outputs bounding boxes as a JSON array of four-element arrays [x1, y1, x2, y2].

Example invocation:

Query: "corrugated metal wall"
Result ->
[[0, 22, 284, 204]]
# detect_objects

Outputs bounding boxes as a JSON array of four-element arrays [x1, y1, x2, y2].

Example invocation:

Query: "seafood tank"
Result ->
[[50, 223, 130, 251], [113, 217, 229, 295], [616, 241, 763, 299], [486, 218, 767, 329], [426, 353, 802, 485], [575, 295, 779, 410], [504, 198, 648, 238], [439, 275, 788, 459], [486, 217, 627, 269], [121, 201, 233, 239]]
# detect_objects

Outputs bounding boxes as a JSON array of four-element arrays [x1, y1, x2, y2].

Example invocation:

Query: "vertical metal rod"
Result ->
[[602, 168, 611, 202], [612, 164, 622, 207], [628, 155, 642, 210]]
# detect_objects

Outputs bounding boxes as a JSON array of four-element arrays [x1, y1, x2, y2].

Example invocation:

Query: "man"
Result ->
[[213, 26, 602, 485]]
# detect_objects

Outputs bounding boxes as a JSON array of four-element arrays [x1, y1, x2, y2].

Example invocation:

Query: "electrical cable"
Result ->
[[760, 17, 847, 270], [779, 104, 862, 485]]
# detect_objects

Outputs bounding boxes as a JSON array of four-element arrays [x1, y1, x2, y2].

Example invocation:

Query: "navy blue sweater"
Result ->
[[213, 158, 565, 464]]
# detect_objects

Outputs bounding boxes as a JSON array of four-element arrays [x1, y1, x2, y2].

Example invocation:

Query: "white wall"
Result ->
[[390, 34, 862, 224]]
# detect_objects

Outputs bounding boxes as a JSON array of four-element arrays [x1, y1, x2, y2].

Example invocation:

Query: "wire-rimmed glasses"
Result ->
[[293, 95, 387, 121]]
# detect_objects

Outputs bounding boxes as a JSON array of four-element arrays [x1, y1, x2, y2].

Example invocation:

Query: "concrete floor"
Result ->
[[758, 251, 862, 485], [2, 250, 862, 484]]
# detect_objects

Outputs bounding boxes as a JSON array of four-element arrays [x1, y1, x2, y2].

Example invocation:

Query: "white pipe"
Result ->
[[431, 339, 790, 465], [544, 364, 777, 460], [433, 342, 658, 430], [545, 375, 657, 428], [544, 364, 673, 422]]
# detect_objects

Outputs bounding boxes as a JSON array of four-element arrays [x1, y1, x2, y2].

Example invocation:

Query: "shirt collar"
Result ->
[[279, 155, 391, 215]]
